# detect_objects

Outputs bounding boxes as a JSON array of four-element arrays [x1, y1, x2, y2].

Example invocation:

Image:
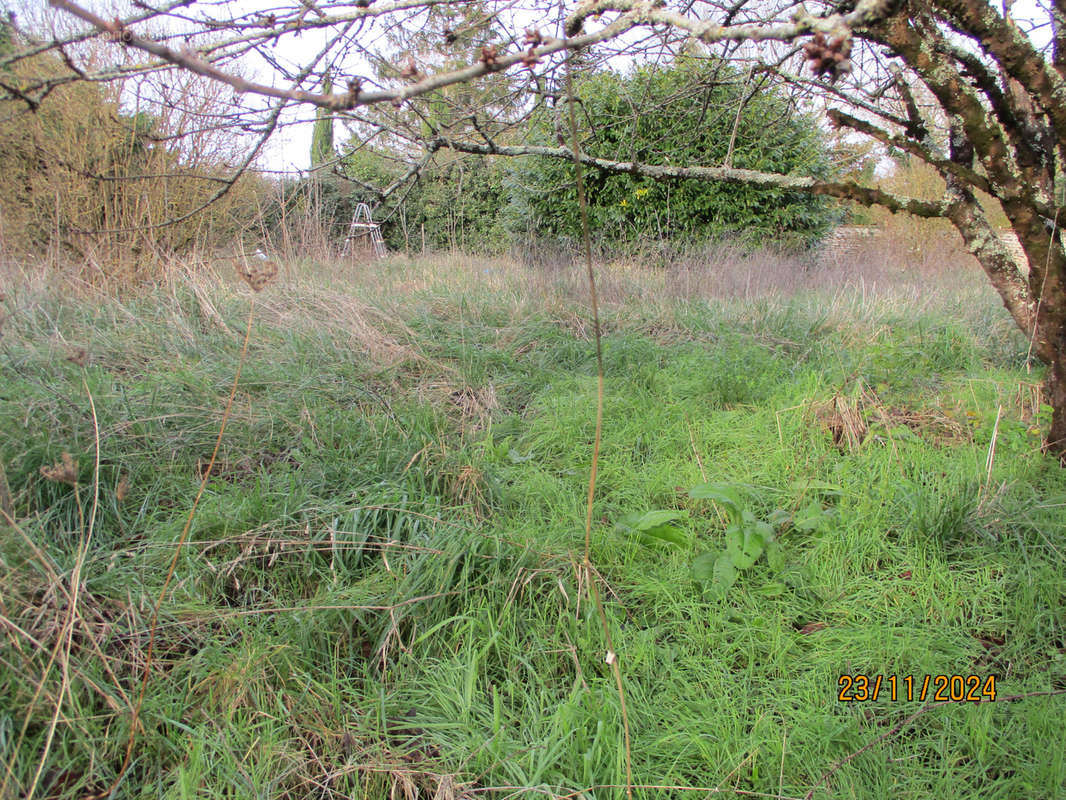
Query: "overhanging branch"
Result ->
[[567, 0, 902, 42], [936, 0, 1066, 143], [826, 107, 1004, 201], [429, 136, 946, 217], [48, 0, 644, 111]]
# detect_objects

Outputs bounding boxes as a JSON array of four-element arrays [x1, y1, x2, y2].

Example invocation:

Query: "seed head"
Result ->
[[236, 257, 278, 292], [41, 452, 78, 487]]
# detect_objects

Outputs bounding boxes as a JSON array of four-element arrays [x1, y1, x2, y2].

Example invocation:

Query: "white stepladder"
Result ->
[[341, 202, 386, 258]]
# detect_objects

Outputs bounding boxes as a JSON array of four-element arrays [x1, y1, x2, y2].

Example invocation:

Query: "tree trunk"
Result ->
[[1046, 333, 1066, 463], [940, 179, 1066, 462]]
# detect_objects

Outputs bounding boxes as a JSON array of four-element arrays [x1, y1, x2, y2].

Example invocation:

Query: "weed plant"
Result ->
[[1, 250, 1064, 799]]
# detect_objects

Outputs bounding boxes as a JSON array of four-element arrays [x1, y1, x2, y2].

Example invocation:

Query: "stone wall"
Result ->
[[818, 226, 880, 264]]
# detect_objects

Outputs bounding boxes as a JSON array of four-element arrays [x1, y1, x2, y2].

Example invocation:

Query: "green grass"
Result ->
[[1, 257, 1064, 799]]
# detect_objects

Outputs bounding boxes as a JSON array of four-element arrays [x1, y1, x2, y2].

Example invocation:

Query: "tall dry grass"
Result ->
[[267, 227, 997, 328], [0, 37, 266, 289]]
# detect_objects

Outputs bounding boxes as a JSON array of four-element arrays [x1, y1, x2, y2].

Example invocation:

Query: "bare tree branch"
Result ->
[[825, 107, 1000, 201], [49, 0, 648, 111], [429, 134, 947, 216], [937, 0, 1066, 140], [566, 0, 901, 42]]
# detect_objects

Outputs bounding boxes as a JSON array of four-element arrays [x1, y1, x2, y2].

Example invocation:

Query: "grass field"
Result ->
[[2, 250, 1065, 799]]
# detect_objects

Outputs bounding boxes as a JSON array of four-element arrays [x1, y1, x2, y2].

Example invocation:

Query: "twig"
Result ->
[[564, 19, 634, 799], [0, 460, 12, 524]]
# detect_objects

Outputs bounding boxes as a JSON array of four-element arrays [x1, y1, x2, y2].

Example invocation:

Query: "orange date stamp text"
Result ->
[[837, 674, 997, 703]]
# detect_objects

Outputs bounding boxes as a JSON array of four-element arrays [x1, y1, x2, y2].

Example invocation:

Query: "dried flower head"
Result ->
[[400, 56, 421, 81], [802, 31, 852, 83], [116, 473, 130, 502], [66, 346, 89, 367], [41, 452, 78, 486], [236, 256, 278, 292], [479, 44, 500, 69]]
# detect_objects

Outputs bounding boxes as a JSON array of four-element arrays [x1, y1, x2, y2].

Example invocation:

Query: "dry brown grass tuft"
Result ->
[[289, 743, 477, 800], [1009, 381, 1045, 425], [405, 436, 497, 519], [810, 385, 981, 453], [868, 403, 971, 447], [818, 224, 982, 279], [448, 384, 500, 428], [195, 448, 297, 484], [813, 393, 868, 453], [340, 235, 993, 318], [39, 452, 79, 487], [0, 463, 13, 523], [235, 254, 280, 293], [450, 463, 492, 519]]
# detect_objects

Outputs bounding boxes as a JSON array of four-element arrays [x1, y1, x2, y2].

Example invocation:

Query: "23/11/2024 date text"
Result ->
[[838, 674, 997, 702]]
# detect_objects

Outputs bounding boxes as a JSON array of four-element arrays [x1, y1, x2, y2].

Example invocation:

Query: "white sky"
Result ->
[[257, 27, 333, 175]]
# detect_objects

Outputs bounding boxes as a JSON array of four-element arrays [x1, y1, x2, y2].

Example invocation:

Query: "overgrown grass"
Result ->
[[1, 251, 1064, 799]]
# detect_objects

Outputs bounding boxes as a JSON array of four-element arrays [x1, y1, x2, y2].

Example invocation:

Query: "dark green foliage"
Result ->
[[509, 58, 840, 251], [310, 72, 335, 170], [345, 149, 511, 252], [339, 57, 838, 255], [340, 0, 518, 253]]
